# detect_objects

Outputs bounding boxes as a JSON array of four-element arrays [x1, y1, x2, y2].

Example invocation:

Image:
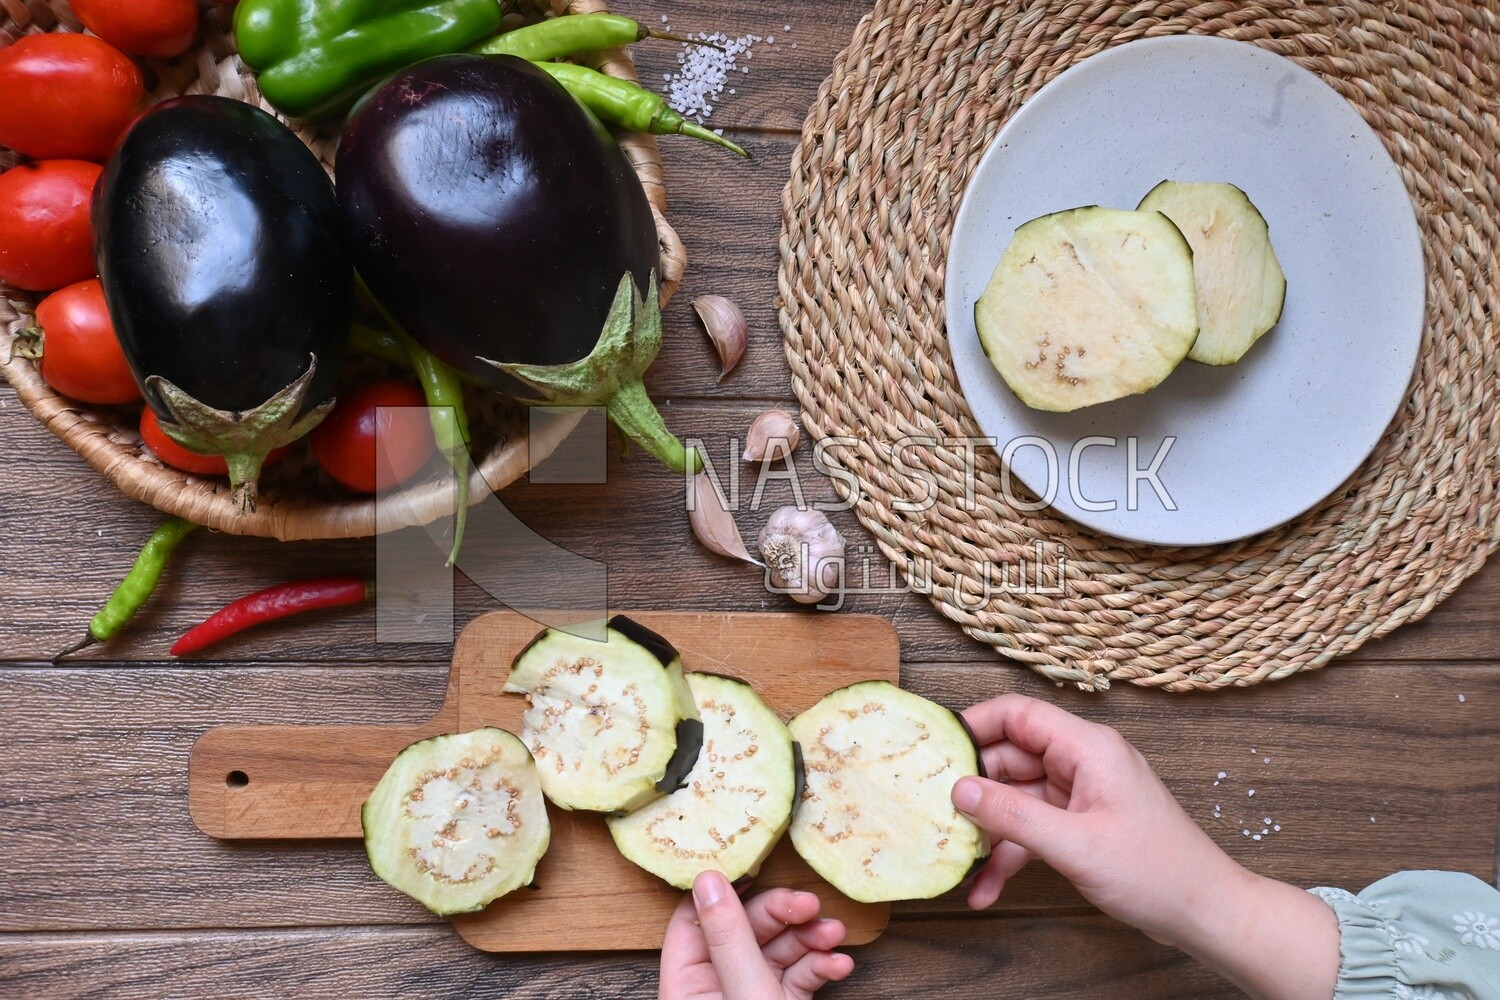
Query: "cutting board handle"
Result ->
[[189, 719, 449, 840]]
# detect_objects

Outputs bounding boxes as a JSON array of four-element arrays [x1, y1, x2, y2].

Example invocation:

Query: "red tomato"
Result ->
[[0, 160, 102, 291], [0, 34, 144, 161], [311, 380, 436, 493], [33, 278, 139, 404], [140, 408, 289, 477], [71, 0, 199, 60]]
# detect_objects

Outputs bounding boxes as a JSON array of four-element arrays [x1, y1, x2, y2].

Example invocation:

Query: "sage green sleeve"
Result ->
[[1309, 871, 1500, 999]]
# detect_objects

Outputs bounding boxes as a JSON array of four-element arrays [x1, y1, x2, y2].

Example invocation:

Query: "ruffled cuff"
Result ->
[[1308, 886, 1401, 999]]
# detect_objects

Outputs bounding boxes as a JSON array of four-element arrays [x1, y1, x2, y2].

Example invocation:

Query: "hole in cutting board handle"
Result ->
[[226, 770, 249, 788]]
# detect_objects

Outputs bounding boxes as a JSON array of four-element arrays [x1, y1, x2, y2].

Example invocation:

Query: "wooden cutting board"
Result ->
[[189, 610, 897, 952]]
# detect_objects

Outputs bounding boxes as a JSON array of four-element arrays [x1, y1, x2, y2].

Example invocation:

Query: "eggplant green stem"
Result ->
[[147, 356, 332, 514], [485, 271, 702, 475], [606, 380, 699, 474]]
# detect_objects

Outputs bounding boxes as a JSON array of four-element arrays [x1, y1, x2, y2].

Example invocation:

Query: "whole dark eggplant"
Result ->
[[95, 95, 350, 511], [337, 55, 699, 474]]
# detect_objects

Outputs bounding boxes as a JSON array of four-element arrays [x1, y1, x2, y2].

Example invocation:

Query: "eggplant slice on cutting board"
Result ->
[[789, 681, 988, 903], [362, 728, 550, 915], [608, 673, 797, 889], [505, 616, 703, 814]]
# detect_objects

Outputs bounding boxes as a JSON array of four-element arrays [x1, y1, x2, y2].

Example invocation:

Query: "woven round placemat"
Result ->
[[0, 0, 685, 541], [779, 1, 1500, 691]]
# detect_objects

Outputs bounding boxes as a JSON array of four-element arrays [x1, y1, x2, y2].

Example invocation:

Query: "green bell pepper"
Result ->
[[234, 0, 504, 121]]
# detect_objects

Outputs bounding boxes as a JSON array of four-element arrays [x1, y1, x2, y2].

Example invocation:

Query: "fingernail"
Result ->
[[952, 777, 981, 814], [694, 871, 726, 907]]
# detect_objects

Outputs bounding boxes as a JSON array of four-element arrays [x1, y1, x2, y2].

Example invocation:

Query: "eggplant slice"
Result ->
[[505, 616, 702, 813], [362, 728, 550, 915], [608, 673, 797, 889], [789, 681, 987, 903], [974, 206, 1199, 411], [1137, 180, 1287, 366]]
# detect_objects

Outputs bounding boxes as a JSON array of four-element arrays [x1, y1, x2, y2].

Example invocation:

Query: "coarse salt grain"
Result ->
[[1252, 834, 1262, 841], [1274, 824, 1281, 831], [1217, 771, 1227, 779], [665, 32, 766, 123], [1459, 694, 1467, 702], [1247, 789, 1256, 797], [1263, 757, 1271, 764]]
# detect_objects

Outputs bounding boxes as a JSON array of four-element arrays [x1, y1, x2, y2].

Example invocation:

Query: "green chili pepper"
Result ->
[[351, 323, 471, 567], [234, 0, 504, 121], [348, 323, 410, 368], [55, 517, 198, 660], [534, 62, 749, 158], [472, 12, 712, 62]]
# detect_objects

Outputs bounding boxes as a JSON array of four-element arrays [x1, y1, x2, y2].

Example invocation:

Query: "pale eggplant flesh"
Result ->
[[974, 206, 1199, 412], [362, 728, 550, 915], [1137, 180, 1287, 366], [607, 673, 797, 889], [504, 616, 702, 813], [788, 681, 988, 903]]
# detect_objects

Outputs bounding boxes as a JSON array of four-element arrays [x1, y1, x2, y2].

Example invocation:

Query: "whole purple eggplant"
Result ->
[[95, 95, 350, 512], [337, 55, 698, 473]]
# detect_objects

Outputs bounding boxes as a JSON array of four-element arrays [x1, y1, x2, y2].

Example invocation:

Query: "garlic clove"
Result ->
[[688, 472, 760, 565], [692, 295, 747, 382], [757, 506, 846, 605], [743, 409, 800, 463]]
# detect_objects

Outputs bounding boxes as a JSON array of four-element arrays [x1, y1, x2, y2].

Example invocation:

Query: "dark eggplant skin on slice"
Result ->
[[655, 717, 705, 795], [336, 55, 659, 388], [95, 95, 349, 418], [608, 614, 680, 669]]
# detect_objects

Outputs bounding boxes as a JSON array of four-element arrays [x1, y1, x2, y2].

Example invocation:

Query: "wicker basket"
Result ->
[[0, 0, 686, 541]]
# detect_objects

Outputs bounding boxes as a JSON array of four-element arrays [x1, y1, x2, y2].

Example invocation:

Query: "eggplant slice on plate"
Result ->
[[362, 728, 550, 915], [608, 673, 797, 889], [789, 681, 988, 903], [974, 206, 1199, 412], [505, 616, 703, 813], [1137, 180, 1287, 366]]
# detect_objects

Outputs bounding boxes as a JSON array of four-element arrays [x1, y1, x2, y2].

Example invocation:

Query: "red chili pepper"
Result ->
[[170, 576, 373, 656]]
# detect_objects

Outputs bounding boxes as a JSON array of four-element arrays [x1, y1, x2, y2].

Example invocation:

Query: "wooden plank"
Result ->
[[4, 393, 1498, 667], [2, 660, 1494, 934], [188, 611, 897, 951], [0, 917, 1231, 999]]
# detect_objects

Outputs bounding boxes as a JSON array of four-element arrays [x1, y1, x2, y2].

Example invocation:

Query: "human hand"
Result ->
[[659, 871, 855, 1000], [951, 694, 1246, 944], [951, 695, 1340, 1000]]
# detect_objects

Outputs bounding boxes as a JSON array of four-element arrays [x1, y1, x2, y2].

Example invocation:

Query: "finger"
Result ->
[[692, 871, 783, 1000], [981, 741, 1045, 782], [961, 694, 1100, 782], [761, 918, 846, 969], [782, 950, 856, 996], [742, 886, 821, 944], [952, 775, 1081, 860], [660, 890, 710, 983], [966, 841, 1031, 910]]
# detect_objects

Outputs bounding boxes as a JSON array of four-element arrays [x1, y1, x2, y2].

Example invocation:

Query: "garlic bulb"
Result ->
[[692, 295, 747, 382], [743, 409, 800, 462], [758, 507, 845, 605]]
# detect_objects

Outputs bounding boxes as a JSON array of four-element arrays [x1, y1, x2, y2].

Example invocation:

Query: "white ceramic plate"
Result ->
[[945, 36, 1424, 546]]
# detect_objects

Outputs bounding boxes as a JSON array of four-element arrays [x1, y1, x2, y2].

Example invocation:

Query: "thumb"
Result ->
[[692, 871, 780, 1000], [952, 776, 1081, 861]]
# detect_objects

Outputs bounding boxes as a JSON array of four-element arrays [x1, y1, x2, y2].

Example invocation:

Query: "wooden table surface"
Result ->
[[2, 2, 1498, 996]]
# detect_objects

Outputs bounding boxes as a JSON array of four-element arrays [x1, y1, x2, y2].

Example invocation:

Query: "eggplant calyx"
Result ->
[[147, 354, 334, 513], [484, 272, 703, 475]]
